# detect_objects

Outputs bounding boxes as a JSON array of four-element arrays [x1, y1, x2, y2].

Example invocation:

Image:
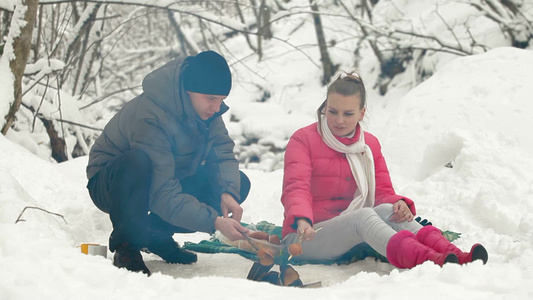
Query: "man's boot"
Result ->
[[113, 242, 151, 276], [386, 230, 459, 269], [416, 225, 488, 265], [145, 237, 197, 264]]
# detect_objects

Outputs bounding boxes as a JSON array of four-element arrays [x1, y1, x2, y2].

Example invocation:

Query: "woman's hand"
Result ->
[[390, 200, 414, 223], [296, 218, 316, 242]]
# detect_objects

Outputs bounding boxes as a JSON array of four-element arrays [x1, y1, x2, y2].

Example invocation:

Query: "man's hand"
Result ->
[[214, 217, 249, 241], [220, 193, 243, 222]]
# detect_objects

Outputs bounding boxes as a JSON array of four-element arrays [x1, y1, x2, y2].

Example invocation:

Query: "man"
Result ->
[[86, 51, 250, 276]]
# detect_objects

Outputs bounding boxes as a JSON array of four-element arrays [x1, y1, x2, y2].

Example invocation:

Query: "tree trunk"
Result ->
[[65, 3, 101, 96], [1, 10, 12, 39], [234, 1, 257, 53], [168, 10, 197, 56], [309, 0, 337, 85], [256, 0, 265, 60], [1, 0, 39, 135], [41, 117, 68, 163], [260, 5, 272, 40]]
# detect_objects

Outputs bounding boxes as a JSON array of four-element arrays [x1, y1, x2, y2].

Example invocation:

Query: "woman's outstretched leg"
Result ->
[[283, 208, 397, 261], [386, 230, 459, 268], [416, 225, 488, 265]]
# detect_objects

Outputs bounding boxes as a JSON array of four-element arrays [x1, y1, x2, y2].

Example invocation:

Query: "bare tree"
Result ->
[[309, 0, 337, 84], [2, 0, 531, 164], [469, 0, 533, 48], [335, 0, 523, 93], [1, 0, 39, 135]]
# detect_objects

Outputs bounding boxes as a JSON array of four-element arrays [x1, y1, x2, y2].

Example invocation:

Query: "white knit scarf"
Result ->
[[319, 115, 376, 214]]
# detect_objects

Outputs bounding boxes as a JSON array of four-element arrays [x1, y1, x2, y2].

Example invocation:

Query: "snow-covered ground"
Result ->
[[1, 47, 532, 299]]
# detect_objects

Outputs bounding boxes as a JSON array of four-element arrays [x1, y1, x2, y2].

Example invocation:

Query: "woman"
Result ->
[[281, 72, 488, 268]]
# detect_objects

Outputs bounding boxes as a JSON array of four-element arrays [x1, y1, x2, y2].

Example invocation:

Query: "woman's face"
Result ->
[[325, 92, 365, 137]]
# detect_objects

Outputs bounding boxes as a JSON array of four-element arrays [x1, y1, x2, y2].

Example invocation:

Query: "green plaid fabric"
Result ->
[[182, 221, 282, 263], [182, 221, 461, 265]]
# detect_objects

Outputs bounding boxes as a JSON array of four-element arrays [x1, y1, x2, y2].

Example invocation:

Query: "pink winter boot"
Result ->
[[416, 225, 488, 265], [386, 230, 459, 269]]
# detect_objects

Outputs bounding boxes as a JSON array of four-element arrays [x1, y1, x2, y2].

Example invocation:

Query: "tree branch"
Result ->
[[79, 85, 141, 110], [15, 206, 67, 225], [39, 0, 321, 68]]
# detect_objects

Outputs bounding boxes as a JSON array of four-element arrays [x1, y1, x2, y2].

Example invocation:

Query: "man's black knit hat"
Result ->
[[183, 50, 232, 96]]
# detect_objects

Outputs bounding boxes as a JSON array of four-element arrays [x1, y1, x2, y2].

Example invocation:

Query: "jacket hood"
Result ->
[[142, 57, 191, 119], [142, 57, 229, 124]]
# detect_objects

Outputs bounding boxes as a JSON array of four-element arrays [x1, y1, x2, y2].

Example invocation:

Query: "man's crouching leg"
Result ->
[[89, 149, 153, 276], [144, 213, 198, 264]]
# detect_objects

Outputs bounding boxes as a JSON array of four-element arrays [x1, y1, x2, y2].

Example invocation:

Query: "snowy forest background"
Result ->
[[1, 0, 533, 299], [1, 0, 532, 168]]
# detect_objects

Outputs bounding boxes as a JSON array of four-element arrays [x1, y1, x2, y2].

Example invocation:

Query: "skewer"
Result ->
[[240, 231, 261, 252], [288, 227, 323, 260]]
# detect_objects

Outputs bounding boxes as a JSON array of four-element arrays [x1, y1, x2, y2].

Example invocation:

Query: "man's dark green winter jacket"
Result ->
[[86, 57, 240, 234]]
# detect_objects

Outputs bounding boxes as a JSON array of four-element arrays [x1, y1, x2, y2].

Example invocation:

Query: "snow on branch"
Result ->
[[0, 0, 15, 11], [24, 58, 65, 76], [40, 0, 249, 32]]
